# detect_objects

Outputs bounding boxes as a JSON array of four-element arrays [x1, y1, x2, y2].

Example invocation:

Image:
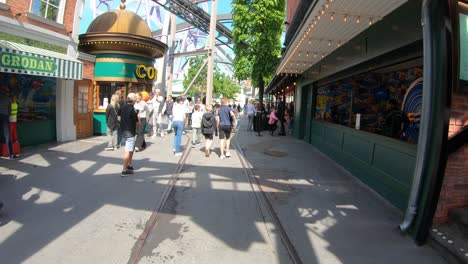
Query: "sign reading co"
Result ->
[[1, 51, 57, 73], [135, 65, 157, 80]]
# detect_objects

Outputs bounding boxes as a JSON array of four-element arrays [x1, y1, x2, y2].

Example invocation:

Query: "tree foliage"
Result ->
[[232, 0, 285, 105], [183, 56, 239, 99]]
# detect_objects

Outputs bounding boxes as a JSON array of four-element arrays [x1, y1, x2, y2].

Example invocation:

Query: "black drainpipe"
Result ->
[[399, 0, 458, 245]]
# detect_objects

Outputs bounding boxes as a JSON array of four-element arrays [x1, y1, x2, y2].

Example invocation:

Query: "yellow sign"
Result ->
[[135, 65, 157, 80]]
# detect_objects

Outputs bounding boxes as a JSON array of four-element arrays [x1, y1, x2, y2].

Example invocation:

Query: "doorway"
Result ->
[[74, 80, 93, 138]]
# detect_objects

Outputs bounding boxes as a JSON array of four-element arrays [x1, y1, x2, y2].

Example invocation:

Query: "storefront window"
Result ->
[[97, 82, 124, 110], [459, 1, 468, 93], [314, 63, 423, 144], [0, 73, 56, 122]]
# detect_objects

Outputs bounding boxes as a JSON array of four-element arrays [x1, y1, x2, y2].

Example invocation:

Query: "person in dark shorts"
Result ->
[[120, 93, 139, 176], [216, 98, 236, 159], [202, 105, 217, 157]]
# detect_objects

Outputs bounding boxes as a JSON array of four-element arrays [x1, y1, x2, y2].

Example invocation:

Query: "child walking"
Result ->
[[191, 104, 203, 147], [268, 107, 279, 136], [201, 105, 217, 157]]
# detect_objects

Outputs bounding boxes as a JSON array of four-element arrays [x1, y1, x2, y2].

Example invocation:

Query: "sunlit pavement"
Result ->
[[0, 116, 447, 264]]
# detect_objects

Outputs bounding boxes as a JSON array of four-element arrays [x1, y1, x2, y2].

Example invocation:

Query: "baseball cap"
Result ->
[[127, 92, 137, 101]]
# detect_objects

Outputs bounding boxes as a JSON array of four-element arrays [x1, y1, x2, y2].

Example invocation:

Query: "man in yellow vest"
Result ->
[[9, 95, 18, 149], [0, 85, 17, 159]]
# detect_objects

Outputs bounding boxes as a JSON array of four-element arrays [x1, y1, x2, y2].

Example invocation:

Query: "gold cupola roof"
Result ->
[[78, 5, 167, 59], [85, 9, 152, 38]]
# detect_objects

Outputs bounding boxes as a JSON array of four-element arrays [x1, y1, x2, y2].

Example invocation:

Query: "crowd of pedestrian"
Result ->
[[104, 87, 240, 176]]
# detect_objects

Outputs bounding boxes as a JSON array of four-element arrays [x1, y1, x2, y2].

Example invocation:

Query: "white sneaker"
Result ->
[[225, 151, 231, 157], [220, 155, 225, 160], [174, 152, 182, 156]]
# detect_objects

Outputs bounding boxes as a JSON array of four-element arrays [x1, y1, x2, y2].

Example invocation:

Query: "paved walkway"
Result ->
[[0, 115, 446, 264]]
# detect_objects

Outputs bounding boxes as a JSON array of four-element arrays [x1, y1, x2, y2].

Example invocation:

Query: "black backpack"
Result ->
[[202, 114, 214, 128]]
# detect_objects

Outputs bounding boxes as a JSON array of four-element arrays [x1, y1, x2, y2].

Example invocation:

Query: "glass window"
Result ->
[[459, 1, 468, 93], [0, 0, 7, 4], [30, 0, 64, 23], [314, 61, 423, 144], [97, 82, 125, 110]]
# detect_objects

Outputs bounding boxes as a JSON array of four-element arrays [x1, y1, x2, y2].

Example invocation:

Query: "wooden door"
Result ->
[[74, 80, 93, 138]]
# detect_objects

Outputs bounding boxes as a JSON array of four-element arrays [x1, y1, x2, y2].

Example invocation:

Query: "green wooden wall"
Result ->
[[309, 121, 417, 211], [93, 112, 107, 135], [17, 120, 56, 147]]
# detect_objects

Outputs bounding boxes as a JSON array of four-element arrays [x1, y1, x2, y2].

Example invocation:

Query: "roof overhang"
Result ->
[[0, 40, 83, 80], [277, 0, 408, 76]]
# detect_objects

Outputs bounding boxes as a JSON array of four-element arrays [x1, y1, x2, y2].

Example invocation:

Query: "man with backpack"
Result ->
[[202, 105, 217, 157], [216, 98, 236, 159]]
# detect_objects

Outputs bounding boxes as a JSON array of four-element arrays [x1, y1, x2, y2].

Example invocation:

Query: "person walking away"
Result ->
[[246, 99, 256, 131], [9, 95, 19, 155], [155, 95, 166, 138], [277, 99, 286, 136], [105, 94, 121, 150], [202, 105, 217, 157], [184, 97, 194, 129], [287, 102, 295, 134], [172, 97, 186, 156], [165, 95, 174, 133], [196, 97, 205, 113], [114, 89, 125, 148], [191, 104, 203, 148], [0, 86, 17, 159], [216, 98, 236, 159], [134, 92, 148, 151], [120, 93, 139, 176], [146, 92, 155, 137], [268, 107, 279, 136]]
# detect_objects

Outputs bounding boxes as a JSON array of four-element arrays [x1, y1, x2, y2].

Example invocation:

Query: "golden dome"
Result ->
[[79, 8, 167, 59], [86, 9, 152, 38]]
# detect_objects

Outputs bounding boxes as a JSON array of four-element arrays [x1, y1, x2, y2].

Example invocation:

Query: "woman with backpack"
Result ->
[[201, 105, 217, 157]]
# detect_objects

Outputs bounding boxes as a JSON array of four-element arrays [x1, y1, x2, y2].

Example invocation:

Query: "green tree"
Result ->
[[232, 0, 285, 106], [183, 56, 240, 99]]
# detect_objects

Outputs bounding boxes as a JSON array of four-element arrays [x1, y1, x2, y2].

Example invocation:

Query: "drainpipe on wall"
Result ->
[[399, 0, 457, 243]]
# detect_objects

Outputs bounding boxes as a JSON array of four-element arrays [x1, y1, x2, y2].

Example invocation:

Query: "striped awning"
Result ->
[[0, 40, 83, 80]]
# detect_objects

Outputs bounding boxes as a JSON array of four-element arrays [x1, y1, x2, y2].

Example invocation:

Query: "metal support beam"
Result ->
[[206, 0, 217, 105], [182, 59, 208, 95]]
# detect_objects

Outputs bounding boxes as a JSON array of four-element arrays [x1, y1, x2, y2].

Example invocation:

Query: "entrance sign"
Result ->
[[0, 40, 82, 80], [1, 52, 57, 73], [135, 65, 157, 80]]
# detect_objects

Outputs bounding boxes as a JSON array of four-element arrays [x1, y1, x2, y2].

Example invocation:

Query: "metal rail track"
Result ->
[[127, 124, 303, 264]]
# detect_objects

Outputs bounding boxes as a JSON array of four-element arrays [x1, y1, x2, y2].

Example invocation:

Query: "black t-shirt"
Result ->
[[120, 103, 138, 138]]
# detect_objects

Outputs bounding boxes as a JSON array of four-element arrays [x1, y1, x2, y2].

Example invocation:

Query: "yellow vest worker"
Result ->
[[9, 101, 18, 123]]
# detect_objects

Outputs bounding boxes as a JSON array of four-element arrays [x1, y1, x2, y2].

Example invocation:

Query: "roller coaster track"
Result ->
[[152, 0, 233, 46]]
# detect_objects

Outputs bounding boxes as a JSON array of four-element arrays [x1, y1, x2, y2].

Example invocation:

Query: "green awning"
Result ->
[[0, 40, 82, 80]]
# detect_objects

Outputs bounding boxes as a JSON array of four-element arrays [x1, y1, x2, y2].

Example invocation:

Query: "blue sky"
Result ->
[[80, 0, 233, 34]]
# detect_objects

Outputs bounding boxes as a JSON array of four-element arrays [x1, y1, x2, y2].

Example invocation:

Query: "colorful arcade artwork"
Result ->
[[402, 77, 423, 143], [315, 66, 423, 143], [0, 73, 56, 122]]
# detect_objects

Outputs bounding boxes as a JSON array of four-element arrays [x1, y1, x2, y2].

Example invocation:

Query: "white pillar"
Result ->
[[156, 12, 171, 95], [206, 0, 217, 106], [166, 14, 177, 96], [56, 79, 76, 142]]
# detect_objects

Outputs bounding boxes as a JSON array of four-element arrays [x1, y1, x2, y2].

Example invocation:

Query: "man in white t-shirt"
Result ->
[[172, 96, 186, 156]]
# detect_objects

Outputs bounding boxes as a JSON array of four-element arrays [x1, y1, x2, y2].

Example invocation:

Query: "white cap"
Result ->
[[127, 92, 137, 101]]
